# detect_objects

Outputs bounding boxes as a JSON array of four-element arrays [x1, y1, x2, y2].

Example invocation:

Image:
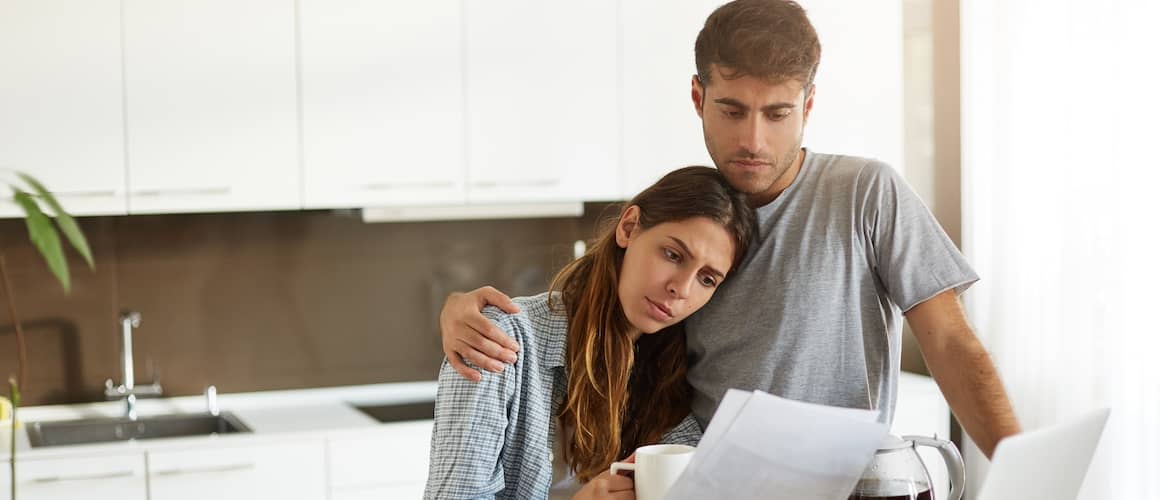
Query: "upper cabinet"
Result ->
[[0, 0, 127, 217], [464, 0, 621, 203], [620, 0, 718, 198], [122, 0, 300, 214], [299, 0, 466, 209], [0, 0, 905, 218]]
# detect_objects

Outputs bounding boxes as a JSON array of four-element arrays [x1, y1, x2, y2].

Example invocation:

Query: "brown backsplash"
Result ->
[[0, 204, 616, 406]]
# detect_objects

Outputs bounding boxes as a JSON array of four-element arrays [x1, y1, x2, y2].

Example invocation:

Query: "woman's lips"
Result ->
[[645, 297, 674, 322]]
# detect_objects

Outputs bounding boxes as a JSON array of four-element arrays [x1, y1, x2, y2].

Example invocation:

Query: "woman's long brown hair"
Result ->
[[549, 166, 756, 481]]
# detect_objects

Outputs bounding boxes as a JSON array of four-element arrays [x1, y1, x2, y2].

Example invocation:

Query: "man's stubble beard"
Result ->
[[706, 129, 805, 204]]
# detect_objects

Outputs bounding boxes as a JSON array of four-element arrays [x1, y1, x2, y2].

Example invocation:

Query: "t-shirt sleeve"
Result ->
[[857, 161, 979, 312], [423, 309, 520, 500]]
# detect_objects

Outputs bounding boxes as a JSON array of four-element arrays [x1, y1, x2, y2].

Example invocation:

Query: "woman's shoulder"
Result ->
[[482, 291, 567, 350], [482, 291, 564, 328]]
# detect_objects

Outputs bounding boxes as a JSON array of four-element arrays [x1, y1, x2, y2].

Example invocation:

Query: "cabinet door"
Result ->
[[465, 0, 620, 203], [621, 0, 718, 198], [329, 420, 433, 493], [5, 452, 147, 500], [0, 0, 127, 217], [300, 0, 466, 209], [332, 483, 424, 500], [148, 440, 326, 500], [122, 0, 300, 214]]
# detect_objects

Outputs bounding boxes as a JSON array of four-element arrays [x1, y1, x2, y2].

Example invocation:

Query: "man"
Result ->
[[440, 0, 1020, 460]]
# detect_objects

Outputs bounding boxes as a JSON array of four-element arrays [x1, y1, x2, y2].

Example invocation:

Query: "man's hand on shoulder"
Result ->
[[439, 286, 522, 382]]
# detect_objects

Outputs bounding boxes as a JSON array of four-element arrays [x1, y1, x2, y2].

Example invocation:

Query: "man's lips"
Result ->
[[645, 297, 674, 321], [731, 159, 771, 168]]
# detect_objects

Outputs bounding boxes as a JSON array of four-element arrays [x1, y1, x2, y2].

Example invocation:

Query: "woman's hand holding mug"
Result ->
[[608, 444, 695, 500]]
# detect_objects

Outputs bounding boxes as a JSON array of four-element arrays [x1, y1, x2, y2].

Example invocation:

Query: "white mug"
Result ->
[[609, 444, 695, 500]]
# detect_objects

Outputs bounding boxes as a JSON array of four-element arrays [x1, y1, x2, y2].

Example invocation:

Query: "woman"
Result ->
[[424, 167, 756, 500]]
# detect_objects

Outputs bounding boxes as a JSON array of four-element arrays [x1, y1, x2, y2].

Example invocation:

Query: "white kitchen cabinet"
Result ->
[[328, 420, 433, 496], [147, 439, 326, 500], [332, 483, 424, 500], [2, 452, 147, 500], [621, 0, 718, 198], [464, 0, 621, 203], [0, 0, 127, 217], [300, 1, 466, 209], [121, 0, 300, 214]]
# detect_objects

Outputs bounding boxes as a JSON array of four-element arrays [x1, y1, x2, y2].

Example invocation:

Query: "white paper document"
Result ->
[[665, 389, 889, 500]]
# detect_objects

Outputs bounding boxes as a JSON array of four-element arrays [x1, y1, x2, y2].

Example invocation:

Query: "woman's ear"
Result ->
[[615, 206, 641, 249]]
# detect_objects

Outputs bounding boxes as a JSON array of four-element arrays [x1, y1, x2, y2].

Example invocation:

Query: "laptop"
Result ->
[[975, 407, 1110, 500]]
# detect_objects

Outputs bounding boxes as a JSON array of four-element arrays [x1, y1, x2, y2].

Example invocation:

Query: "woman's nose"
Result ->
[[667, 273, 695, 298]]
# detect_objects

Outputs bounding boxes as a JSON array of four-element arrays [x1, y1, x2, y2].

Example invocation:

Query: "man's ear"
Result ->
[[691, 75, 705, 119], [615, 205, 641, 249]]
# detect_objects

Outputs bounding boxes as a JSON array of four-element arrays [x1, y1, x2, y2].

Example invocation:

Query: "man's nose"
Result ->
[[737, 118, 765, 156]]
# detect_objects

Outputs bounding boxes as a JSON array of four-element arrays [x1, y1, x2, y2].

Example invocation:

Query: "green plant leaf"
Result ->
[[16, 171, 94, 269], [13, 190, 71, 293]]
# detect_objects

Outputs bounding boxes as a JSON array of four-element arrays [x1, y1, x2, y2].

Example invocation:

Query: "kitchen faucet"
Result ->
[[105, 310, 163, 420]]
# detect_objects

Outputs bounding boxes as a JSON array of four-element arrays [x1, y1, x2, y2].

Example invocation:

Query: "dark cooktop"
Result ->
[[352, 400, 436, 423]]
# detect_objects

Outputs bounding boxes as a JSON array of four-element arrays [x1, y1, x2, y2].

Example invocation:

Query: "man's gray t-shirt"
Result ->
[[685, 149, 978, 426]]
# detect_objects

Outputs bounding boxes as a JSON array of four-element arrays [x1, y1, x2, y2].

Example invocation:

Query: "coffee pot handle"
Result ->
[[905, 435, 965, 500]]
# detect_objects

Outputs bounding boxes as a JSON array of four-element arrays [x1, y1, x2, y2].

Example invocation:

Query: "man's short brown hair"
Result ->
[[694, 0, 821, 88]]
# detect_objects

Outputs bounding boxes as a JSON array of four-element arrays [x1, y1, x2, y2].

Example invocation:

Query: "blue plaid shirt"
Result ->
[[424, 292, 703, 500]]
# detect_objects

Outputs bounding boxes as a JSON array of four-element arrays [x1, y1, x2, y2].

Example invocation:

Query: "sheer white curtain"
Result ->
[[961, 0, 1160, 498]]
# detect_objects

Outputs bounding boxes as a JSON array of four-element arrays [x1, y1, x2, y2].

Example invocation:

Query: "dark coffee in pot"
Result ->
[[848, 479, 934, 500], [848, 493, 932, 500]]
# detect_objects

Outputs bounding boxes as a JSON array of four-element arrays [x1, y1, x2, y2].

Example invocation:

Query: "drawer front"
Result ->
[[147, 440, 325, 500], [332, 482, 425, 500], [329, 420, 433, 488], [13, 452, 147, 500]]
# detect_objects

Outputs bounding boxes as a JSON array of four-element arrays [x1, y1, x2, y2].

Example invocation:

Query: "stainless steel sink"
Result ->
[[26, 412, 251, 448]]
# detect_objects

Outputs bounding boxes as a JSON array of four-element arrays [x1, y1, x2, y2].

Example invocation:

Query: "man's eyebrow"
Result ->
[[712, 97, 797, 113], [668, 236, 727, 279]]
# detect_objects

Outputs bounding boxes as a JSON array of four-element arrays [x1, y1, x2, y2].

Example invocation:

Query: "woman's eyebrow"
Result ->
[[667, 236, 726, 279]]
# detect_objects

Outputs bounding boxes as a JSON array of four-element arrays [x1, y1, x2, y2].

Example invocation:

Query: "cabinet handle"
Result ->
[[132, 186, 231, 197], [50, 190, 120, 199], [29, 470, 135, 483], [472, 179, 559, 189], [152, 462, 256, 477], [358, 181, 455, 190]]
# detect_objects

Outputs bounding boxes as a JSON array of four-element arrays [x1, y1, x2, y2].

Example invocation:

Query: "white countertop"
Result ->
[[0, 381, 438, 460]]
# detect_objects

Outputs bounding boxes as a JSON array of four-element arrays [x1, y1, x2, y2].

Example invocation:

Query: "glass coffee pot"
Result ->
[[848, 434, 965, 500]]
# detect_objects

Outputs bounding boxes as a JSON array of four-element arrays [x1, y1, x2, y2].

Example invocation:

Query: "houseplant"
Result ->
[[1, 171, 93, 499]]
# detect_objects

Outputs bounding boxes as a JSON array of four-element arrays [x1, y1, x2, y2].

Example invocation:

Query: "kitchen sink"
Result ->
[[351, 401, 435, 423], [26, 412, 251, 448]]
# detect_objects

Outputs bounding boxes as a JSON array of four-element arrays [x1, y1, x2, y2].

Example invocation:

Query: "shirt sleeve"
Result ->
[[423, 316, 520, 500], [658, 413, 703, 447], [857, 160, 980, 312]]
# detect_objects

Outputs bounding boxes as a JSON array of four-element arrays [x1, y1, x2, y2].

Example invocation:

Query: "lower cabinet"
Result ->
[[2, 420, 433, 500], [147, 439, 326, 500], [331, 483, 424, 500], [328, 420, 434, 498], [4, 452, 147, 500]]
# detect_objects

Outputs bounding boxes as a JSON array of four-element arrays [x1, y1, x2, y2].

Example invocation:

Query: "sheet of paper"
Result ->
[[666, 390, 889, 500]]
